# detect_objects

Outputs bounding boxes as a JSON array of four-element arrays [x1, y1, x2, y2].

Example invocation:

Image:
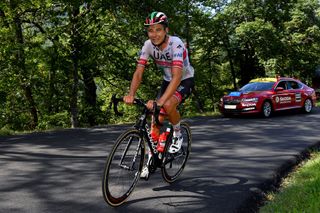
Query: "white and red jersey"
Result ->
[[137, 36, 194, 81]]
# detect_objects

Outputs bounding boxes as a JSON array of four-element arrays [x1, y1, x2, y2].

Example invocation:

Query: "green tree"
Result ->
[[0, 0, 46, 129], [1, 0, 320, 131]]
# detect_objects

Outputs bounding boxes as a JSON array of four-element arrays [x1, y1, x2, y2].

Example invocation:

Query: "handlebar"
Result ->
[[111, 94, 162, 126]]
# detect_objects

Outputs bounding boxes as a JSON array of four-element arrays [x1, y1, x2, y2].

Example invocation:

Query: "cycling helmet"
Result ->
[[144, 12, 168, 26]]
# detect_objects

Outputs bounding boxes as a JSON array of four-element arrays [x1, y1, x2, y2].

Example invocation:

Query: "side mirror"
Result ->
[[275, 87, 284, 92]]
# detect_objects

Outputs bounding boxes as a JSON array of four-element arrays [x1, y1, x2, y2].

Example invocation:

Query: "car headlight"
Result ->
[[242, 97, 258, 102]]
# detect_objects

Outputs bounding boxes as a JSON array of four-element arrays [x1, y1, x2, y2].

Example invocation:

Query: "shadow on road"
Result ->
[[0, 108, 319, 213]]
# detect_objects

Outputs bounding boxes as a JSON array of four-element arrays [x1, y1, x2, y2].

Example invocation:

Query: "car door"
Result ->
[[288, 80, 303, 107], [273, 81, 295, 110]]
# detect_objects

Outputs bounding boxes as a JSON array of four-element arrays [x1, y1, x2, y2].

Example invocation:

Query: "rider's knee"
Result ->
[[163, 98, 179, 115], [163, 102, 173, 114]]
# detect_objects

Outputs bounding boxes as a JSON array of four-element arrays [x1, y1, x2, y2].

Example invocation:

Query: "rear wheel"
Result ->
[[102, 129, 145, 207], [261, 101, 272, 118], [302, 98, 313, 113], [161, 122, 191, 183]]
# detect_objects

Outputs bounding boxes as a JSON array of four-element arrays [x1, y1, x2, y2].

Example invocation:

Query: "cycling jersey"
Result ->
[[137, 36, 194, 81]]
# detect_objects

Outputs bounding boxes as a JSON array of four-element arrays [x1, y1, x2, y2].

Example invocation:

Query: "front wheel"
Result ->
[[161, 122, 191, 183], [261, 101, 272, 118], [102, 128, 145, 207]]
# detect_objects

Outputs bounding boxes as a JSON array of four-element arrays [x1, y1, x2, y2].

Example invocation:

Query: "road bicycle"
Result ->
[[102, 95, 192, 207]]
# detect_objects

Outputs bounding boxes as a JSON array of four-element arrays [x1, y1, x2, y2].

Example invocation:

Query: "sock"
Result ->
[[172, 122, 181, 137]]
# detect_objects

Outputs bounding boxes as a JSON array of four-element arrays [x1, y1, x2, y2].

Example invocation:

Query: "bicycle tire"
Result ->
[[102, 128, 145, 207], [161, 122, 191, 183]]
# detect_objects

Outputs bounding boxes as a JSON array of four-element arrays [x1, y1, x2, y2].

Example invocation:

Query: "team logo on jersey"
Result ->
[[153, 51, 172, 60], [173, 53, 183, 58]]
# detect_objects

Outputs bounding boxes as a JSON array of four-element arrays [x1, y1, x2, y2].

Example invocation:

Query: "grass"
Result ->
[[259, 151, 320, 213], [184, 110, 221, 118], [0, 127, 14, 136]]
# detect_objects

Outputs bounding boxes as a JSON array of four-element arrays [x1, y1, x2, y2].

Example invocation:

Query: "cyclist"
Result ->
[[123, 12, 194, 174]]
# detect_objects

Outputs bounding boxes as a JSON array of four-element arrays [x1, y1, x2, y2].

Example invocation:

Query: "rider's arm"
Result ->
[[124, 40, 150, 104], [157, 67, 182, 106], [124, 65, 145, 103], [129, 65, 145, 96]]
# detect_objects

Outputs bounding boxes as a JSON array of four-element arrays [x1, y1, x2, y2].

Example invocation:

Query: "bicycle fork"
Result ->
[[119, 136, 142, 171]]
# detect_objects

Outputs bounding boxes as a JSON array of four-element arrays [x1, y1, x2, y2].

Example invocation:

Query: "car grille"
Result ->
[[224, 99, 241, 104]]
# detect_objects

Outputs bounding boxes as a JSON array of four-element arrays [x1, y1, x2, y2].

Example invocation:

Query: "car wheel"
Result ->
[[261, 101, 272, 118], [303, 98, 313, 113]]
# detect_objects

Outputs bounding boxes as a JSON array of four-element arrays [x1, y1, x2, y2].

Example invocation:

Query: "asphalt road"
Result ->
[[1, 108, 319, 213]]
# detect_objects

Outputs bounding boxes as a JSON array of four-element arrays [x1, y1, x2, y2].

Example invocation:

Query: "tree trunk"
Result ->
[[11, 0, 38, 129], [226, 48, 237, 90], [82, 69, 97, 126], [185, 0, 192, 63], [47, 36, 60, 114], [238, 43, 262, 86], [70, 7, 80, 128], [192, 88, 204, 113], [223, 33, 237, 90]]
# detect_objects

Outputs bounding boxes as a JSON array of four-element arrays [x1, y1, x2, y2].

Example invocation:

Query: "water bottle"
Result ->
[[157, 127, 171, 153]]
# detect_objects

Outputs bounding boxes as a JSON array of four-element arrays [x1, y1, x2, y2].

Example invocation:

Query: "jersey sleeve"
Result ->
[[172, 39, 185, 69], [137, 40, 150, 67]]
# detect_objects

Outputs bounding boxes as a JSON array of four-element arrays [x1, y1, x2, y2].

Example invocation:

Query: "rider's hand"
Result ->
[[123, 95, 134, 104], [146, 100, 154, 110], [147, 100, 163, 110]]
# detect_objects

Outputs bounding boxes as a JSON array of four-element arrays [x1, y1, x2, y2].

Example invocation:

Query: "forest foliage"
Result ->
[[0, 0, 319, 131]]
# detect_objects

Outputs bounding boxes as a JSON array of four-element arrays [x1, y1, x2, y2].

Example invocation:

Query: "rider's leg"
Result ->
[[150, 114, 165, 142], [159, 78, 194, 153], [162, 96, 180, 126], [142, 116, 164, 179], [152, 96, 180, 139], [151, 80, 170, 142], [162, 96, 184, 153]]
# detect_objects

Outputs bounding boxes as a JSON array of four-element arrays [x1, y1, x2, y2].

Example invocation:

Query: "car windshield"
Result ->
[[240, 82, 275, 92]]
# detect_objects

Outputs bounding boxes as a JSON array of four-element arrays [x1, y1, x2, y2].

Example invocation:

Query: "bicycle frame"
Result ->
[[134, 104, 168, 170], [111, 94, 170, 171]]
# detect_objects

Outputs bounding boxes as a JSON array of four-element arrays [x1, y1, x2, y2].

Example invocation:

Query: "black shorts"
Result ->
[[157, 77, 195, 103]]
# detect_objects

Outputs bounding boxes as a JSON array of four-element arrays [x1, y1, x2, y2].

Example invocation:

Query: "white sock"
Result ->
[[173, 122, 181, 137]]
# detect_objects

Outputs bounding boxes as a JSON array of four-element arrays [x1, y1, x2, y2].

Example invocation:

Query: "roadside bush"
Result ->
[[5, 112, 33, 131], [0, 125, 14, 135], [37, 111, 70, 130]]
